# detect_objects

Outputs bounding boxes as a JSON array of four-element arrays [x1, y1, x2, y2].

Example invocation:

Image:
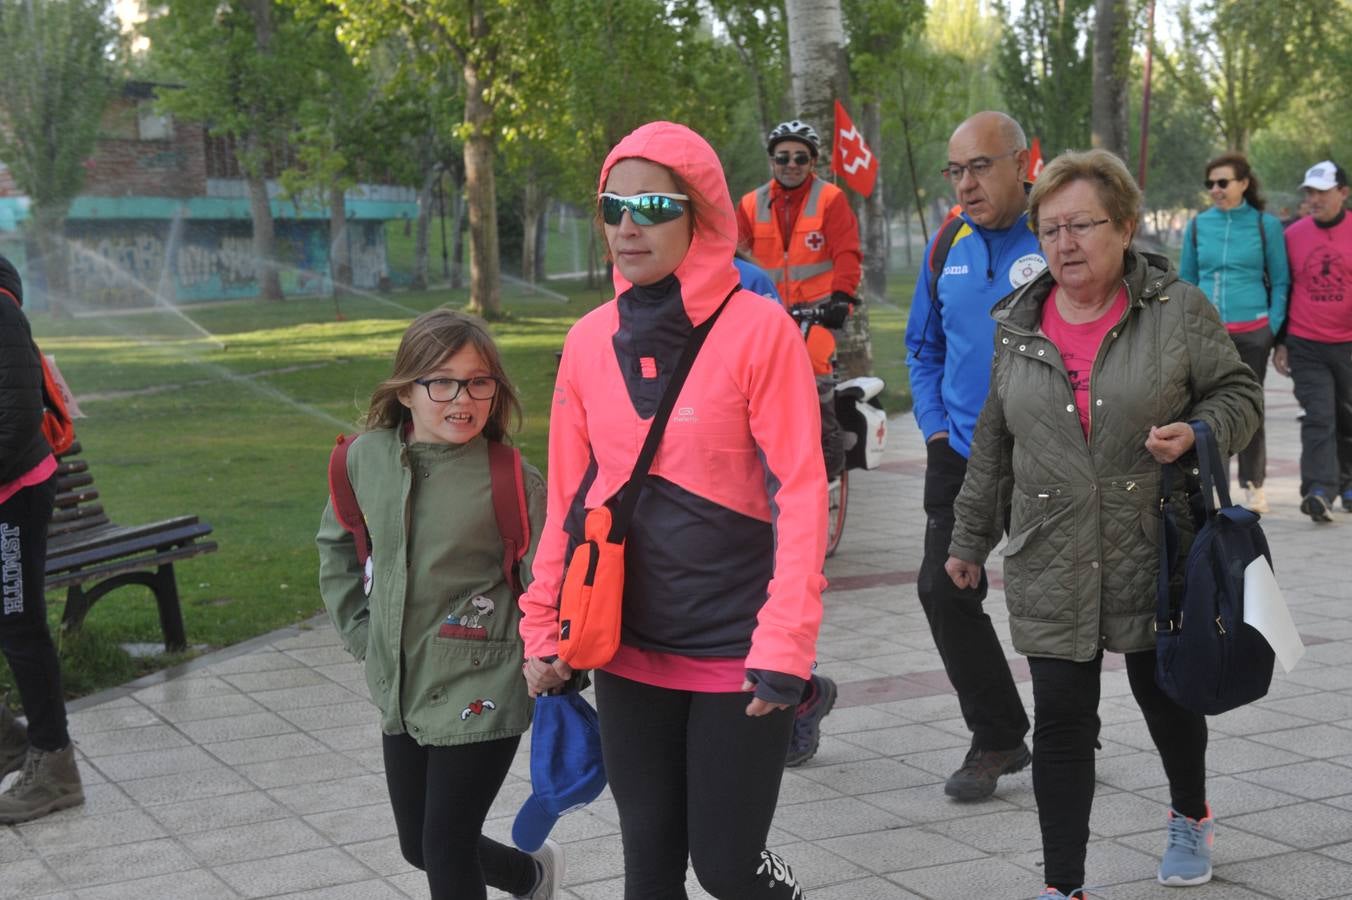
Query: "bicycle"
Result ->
[[788, 301, 887, 557]]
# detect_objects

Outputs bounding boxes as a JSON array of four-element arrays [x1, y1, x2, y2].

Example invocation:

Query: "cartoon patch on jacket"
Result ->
[[438, 594, 494, 640], [460, 698, 497, 721]]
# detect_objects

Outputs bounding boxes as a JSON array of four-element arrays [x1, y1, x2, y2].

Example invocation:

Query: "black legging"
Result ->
[[0, 475, 69, 752], [382, 731, 538, 900], [1030, 648, 1207, 893], [594, 670, 804, 900]]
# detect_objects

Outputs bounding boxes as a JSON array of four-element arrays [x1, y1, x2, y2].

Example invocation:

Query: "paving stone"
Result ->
[[180, 816, 330, 866], [211, 846, 375, 898]]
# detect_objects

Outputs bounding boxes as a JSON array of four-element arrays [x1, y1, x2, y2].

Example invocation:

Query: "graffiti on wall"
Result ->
[[64, 221, 387, 308]]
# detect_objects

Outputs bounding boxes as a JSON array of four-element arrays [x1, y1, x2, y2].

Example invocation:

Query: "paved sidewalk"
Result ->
[[4, 371, 1352, 899]]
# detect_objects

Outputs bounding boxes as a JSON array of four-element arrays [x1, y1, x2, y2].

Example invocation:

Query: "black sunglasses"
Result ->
[[1204, 178, 1235, 189], [773, 152, 813, 166]]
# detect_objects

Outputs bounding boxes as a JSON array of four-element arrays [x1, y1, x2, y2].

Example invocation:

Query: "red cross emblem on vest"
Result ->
[[804, 230, 825, 252]]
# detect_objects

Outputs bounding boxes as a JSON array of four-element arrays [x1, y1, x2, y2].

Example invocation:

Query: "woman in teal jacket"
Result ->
[[1180, 152, 1289, 511]]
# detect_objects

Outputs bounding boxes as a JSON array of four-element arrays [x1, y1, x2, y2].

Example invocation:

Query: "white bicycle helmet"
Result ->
[[767, 120, 820, 156]]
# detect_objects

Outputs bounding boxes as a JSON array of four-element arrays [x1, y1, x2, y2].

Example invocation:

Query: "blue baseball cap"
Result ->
[[512, 692, 607, 852]]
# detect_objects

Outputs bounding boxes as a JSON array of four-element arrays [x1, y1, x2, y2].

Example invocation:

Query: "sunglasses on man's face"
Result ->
[[773, 152, 813, 167], [1204, 178, 1234, 189], [598, 192, 689, 226]]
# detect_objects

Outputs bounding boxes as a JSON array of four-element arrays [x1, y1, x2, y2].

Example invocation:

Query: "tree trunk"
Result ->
[[786, 0, 868, 376], [245, 0, 282, 301], [521, 173, 545, 284], [1091, 0, 1132, 160], [861, 100, 887, 301], [462, 4, 501, 317], [329, 184, 351, 300], [244, 163, 283, 301], [31, 210, 69, 316], [451, 183, 467, 290], [412, 166, 438, 291], [784, 0, 849, 151]]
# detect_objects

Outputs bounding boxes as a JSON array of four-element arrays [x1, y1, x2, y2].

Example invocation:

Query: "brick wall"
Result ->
[[82, 120, 208, 198]]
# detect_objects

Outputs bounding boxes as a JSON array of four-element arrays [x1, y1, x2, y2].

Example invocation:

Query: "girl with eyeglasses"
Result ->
[[519, 121, 826, 899], [317, 309, 561, 900], [1179, 152, 1290, 512]]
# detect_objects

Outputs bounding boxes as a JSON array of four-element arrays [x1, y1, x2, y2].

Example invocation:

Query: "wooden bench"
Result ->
[[44, 443, 218, 652]]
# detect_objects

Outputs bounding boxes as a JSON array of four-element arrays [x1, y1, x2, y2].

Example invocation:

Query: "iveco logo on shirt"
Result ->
[[942, 264, 969, 276]]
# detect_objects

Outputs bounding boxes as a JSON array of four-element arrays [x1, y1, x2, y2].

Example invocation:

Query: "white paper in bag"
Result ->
[[1242, 557, 1305, 673]]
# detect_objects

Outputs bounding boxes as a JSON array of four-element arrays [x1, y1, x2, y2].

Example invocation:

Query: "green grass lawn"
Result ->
[[13, 267, 917, 703]]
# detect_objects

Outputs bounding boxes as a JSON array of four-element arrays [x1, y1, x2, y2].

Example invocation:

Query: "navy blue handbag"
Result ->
[[1155, 420, 1275, 715]]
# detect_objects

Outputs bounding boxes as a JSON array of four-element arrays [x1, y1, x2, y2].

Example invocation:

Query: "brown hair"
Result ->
[[1028, 148, 1142, 239], [363, 308, 521, 443], [1205, 152, 1265, 211]]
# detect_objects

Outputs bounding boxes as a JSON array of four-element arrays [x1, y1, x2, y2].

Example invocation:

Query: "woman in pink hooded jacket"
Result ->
[[519, 122, 825, 898]]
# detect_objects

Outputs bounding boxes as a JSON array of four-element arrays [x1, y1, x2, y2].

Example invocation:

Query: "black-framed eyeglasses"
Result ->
[[1036, 217, 1112, 244], [1204, 178, 1234, 189], [773, 152, 813, 166], [413, 376, 499, 403], [941, 150, 1018, 182]]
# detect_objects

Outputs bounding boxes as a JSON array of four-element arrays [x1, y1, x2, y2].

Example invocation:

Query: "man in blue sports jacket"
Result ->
[[904, 111, 1044, 801]]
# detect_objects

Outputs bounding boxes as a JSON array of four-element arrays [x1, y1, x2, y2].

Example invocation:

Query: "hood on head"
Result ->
[[598, 121, 739, 324], [0, 255, 22, 306]]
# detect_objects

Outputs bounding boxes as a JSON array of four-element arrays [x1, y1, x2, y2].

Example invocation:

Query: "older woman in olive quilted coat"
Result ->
[[943, 149, 1261, 899]]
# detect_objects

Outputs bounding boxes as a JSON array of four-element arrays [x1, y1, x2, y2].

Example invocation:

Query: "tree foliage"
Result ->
[[0, 0, 116, 309], [994, 0, 1092, 156], [1157, 0, 1333, 152]]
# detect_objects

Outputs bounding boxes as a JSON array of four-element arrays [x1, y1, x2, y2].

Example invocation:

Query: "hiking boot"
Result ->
[[1244, 485, 1269, 514], [0, 743, 84, 824], [1038, 888, 1085, 899], [944, 741, 1031, 801], [1157, 804, 1214, 886], [514, 837, 564, 899], [785, 674, 837, 768], [0, 702, 29, 779], [1300, 491, 1334, 523]]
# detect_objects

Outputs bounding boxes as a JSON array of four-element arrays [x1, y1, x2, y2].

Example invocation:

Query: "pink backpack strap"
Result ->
[[488, 441, 529, 595], [327, 434, 370, 566]]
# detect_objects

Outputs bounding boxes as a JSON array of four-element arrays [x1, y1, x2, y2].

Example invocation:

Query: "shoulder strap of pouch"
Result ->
[[607, 285, 737, 543], [327, 434, 370, 566], [488, 440, 528, 594]]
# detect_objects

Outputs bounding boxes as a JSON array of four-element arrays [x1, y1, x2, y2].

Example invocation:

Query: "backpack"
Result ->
[[1154, 420, 1275, 715], [2, 289, 75, 455], [327, 433, 530, 597], [1189, 212, 1272, 304]]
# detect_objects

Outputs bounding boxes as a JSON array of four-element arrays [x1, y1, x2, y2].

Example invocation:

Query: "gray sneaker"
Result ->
[[514, 837, 564, 900], [0, 702, 28, 778], [944, 741, 1031, 801], [0, 743, 84, 824]]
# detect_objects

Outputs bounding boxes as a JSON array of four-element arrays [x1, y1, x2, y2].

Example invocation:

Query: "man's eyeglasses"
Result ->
[[941, 150, 1018, 182], [598, 192, 689, 226], [773, 152, 813, 167], [1036, 218, 1112, 244], [413, 376, 500, 403], [1204, 178, 1234, 189]]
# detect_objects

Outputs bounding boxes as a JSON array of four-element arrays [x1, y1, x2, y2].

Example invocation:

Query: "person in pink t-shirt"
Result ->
[[0, 255, 84, 824], [944, 150, 1261, 899], [1275, 160, 1352, 521]]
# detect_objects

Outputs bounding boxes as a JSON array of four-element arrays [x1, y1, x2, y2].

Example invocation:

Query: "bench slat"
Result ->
[[47, 520, 213, 573], [48, 512, 111, 538], [44, 541, 218, 591]]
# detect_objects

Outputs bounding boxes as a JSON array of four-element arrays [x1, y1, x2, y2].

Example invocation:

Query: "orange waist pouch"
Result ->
[[557, 506, 624, 669]]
